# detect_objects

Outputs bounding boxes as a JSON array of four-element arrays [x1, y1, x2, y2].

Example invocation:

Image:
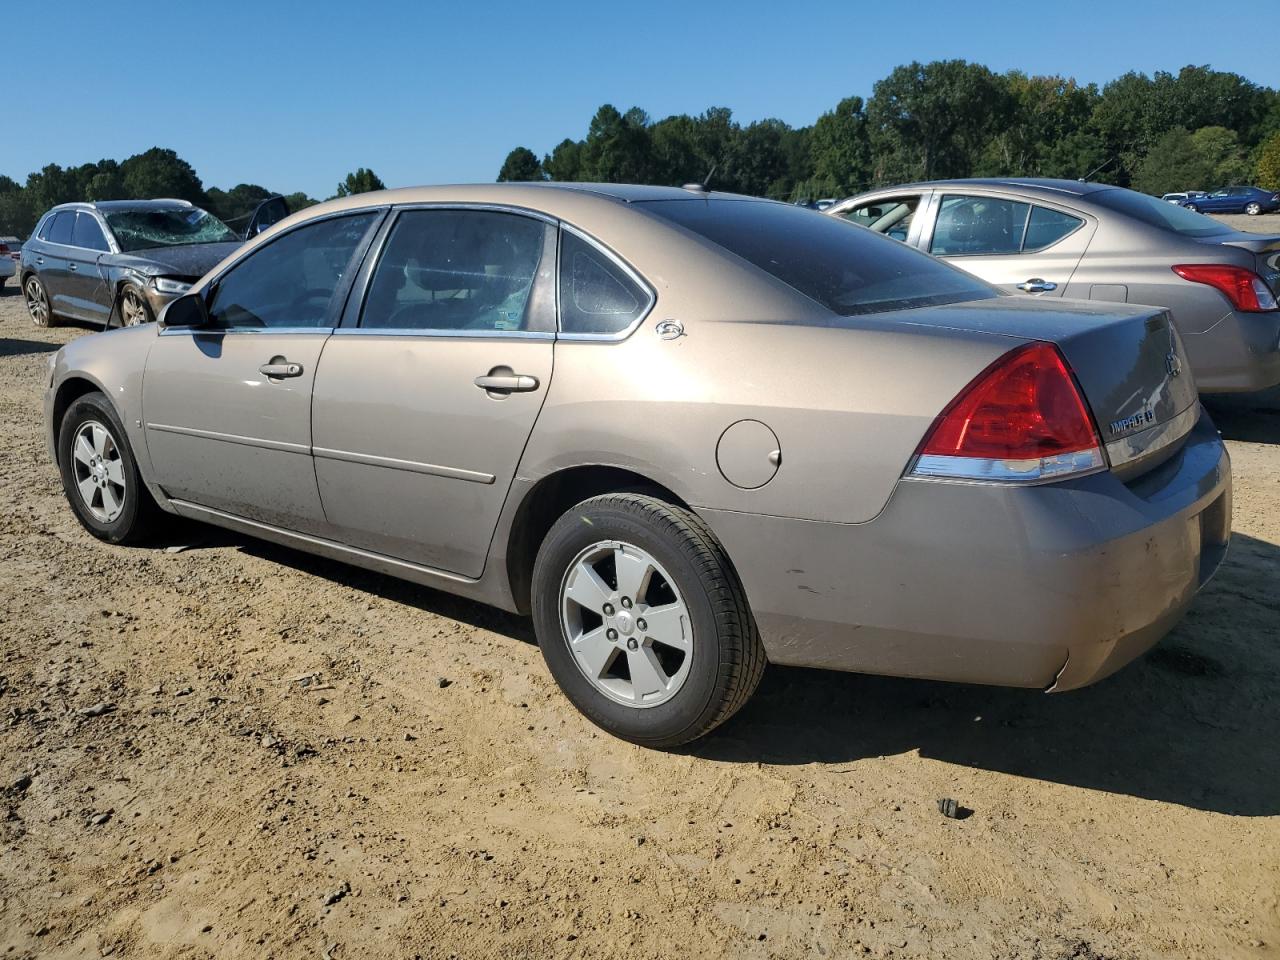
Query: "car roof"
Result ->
[[48, 198, 197, 214], [876, 177, 1115, 199]]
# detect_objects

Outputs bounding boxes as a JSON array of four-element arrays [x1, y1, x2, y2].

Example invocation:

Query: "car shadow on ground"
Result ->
[[163, 523, 1277, 817], [0, 338, 60, 358], [1205, 389, 1280, 443]]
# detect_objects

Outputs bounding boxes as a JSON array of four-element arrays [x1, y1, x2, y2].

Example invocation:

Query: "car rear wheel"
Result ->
[[57, 392, 161, 544], [120, 284, 154, 326], [25, 275, 54, 327], [1245, 202, 1262, 216], [531, 492, 765, 748]]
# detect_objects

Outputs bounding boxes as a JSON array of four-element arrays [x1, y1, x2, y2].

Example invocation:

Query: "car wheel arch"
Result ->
[[503, 465, 696, 616]]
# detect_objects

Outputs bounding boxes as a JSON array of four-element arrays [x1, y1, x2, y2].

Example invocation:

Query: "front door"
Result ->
[[830, 193, 928, 244], [924, 193, 1093, 297], [142, 210, 382, 534], [311, 207, 558, 579]]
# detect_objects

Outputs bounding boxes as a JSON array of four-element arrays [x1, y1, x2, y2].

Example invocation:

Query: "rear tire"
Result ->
[[25, 275, 55, 327], [57, 392, 161, 544], [1245, 202, 1262, 216], [532, 493, 765, 748]]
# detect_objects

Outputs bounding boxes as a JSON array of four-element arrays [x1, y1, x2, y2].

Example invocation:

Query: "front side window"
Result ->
[[72, 213, 111, 252], [838, 195, 921, 243], [102, 206, 240, 252], [360, 210, 551, 332], [930, 195, 1030, 256], [47, 211, 75, 246], [558, 231, 650, 334], [207, 212, 378, 329]]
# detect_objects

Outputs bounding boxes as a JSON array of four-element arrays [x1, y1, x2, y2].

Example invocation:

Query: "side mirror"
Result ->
[[160, 292, 208, 328], [244, 196, 289, 239]]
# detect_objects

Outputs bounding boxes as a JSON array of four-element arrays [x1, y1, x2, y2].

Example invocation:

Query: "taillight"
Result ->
[[0, 244, 9, 255], [910, 341, 1105, 482], [1172, 264, 1278, 312]]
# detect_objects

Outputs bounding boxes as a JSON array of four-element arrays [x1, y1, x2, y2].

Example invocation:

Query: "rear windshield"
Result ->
[[102, 206, 240, 252], [1091, 188, 1232, 238], [639, 198, 996, 315]]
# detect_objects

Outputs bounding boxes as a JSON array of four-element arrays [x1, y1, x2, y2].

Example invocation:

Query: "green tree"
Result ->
[[334, 167, 386, 198], [808, 96, 869, 196], [497, 147, 545, 182], [1191, 126, 1252, 186], [205, 183, 273, 222], [120, 148, 205, 202], [1256, 132, 1280, 191], [543, 138, 584, 181], [1131, 127, 1210, 194], [867, 60, 1013, 182], [580, 105, 652, 182]]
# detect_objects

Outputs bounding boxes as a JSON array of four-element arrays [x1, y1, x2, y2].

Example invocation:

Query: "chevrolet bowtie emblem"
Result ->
[[1166, 352, 1183, 377]]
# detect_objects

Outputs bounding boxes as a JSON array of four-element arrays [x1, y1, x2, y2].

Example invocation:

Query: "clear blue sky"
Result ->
[[10, 0, 1278, 199]]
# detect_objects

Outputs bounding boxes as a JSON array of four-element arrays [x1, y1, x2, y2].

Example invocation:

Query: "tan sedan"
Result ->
[[44, 184, 1230, 746]]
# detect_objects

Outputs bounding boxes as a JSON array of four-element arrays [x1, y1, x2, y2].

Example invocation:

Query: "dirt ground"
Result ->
[[1, 231, 1279, 959]]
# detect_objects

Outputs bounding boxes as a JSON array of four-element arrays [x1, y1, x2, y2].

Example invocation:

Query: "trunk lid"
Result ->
[[886, 296, 1200, 476], [1195, 231, 1280, 296]]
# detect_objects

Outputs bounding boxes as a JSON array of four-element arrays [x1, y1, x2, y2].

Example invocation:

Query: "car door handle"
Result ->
[[474, 373, 539, 393], [259, 361, 304, 379], [1016, 278, 1057, 293], [35, 256, 44, 265], [67, 263, 77, 271]]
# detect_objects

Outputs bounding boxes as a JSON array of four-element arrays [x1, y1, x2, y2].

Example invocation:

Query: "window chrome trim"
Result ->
[[330, 328, 554, 340], [556, 222, 657, 342], [158, 326, 335, 337], [1105, 403, 1199, 468]]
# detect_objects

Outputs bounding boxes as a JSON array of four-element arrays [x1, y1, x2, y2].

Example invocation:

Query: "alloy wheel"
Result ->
[[122, 289, 148, 326], [70, 420, 126, 523], [559, 540, 693, 708], [25, 278, 49, 326], [1245, 202, 1262, 216]]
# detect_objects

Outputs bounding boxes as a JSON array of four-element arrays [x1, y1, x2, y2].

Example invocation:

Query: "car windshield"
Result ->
[[102, 206, 240, 251], [639, 198, 997, 316], [1091, 188, 1231, 238]]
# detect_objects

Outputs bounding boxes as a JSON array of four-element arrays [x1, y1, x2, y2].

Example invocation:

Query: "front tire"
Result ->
[[532, 493, 765, 748], [57, 392, 160, 544], [119, 284, 154, 326], [25, 275, 55, 327], [1245, 202, 1262, 216], [1184, 203, 1199, 213]]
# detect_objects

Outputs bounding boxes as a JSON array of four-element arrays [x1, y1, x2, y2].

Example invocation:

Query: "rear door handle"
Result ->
[[259, 361, 304, 379], [1017, 278, 1057, 293], [474, 373, 540, 393], [68, 263, 77, 272]]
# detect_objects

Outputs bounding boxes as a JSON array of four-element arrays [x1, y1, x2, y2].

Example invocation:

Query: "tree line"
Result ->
[[0, 150, 391, 238], [497, 61, 1280, 201]]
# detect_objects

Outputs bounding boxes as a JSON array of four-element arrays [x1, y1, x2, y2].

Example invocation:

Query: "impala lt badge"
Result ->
[[1109, 408, 1156, 436]]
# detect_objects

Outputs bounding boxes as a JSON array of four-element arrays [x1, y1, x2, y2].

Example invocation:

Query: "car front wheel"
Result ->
[[532, 492, 765, 748], [25, 275, 54, 327], [119, 284, 154, 326], [1184, 203, 1199, 213], [57, 392, 160, 544], [1245, 202, 1262, 216]]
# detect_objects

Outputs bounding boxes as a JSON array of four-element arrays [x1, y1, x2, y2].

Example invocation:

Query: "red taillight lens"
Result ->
[[0, 244, 9, 255], [911, 342, 1104, 482], [1172, 264, 1278, 312]]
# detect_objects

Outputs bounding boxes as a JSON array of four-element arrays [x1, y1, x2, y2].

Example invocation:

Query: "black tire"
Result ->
[[118, 283, 154, 327], [57, 392, 161, 544], [532, 493, 765, 748], [24, 274, 56, 327]]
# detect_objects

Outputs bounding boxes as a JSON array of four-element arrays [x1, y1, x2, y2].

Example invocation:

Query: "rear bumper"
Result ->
[[698, 409, 1231, 691], [1184, 309, 1280, 393]]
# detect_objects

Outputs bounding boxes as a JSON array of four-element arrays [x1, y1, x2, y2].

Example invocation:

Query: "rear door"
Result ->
[[924, 192, 1094, 297], [40, 211, 77, 312], [310, 207, 557, 579]]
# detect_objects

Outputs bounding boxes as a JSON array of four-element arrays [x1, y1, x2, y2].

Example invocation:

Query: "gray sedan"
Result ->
[[828, 179, 1280, 393], [43, 184, 1230, 746]]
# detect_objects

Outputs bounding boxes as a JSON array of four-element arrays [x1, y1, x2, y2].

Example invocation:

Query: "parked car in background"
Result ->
[[828, 179, 1280, 392], [1182, 186, 1280, 216], [20, 196, 288, 329], [1161, 191, 1208, 205], [43, 183, 1229, 747], [0, 236, 19, 289]]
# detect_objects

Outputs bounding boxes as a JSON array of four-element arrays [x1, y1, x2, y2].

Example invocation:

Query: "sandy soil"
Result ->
[[0, 251, 1278, 959]]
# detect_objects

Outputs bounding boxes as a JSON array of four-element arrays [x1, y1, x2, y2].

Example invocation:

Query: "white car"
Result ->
[[0, 236, 19, 288], [1161, 191, 1208, 205]]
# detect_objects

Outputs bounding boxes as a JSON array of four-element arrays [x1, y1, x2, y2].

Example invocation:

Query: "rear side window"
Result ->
[[930, 195, 1030, 256], [1023, 207, 1084, 252], [72, 213, 111, 252], [641, 198, 995, 316], [207, 212, 378, 329], [558, 230, 651, 335], [361, 209, 553, 333], [47, 211, 75, 245]]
